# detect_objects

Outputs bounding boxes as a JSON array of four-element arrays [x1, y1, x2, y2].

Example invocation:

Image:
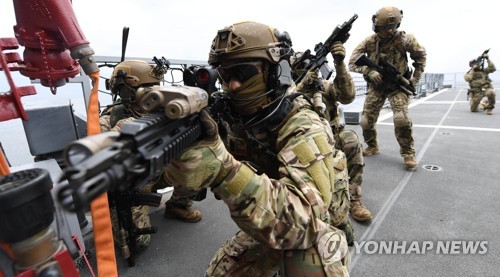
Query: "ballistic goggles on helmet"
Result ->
[[216, 61, 262, 84], [377, 24, 399, 31]]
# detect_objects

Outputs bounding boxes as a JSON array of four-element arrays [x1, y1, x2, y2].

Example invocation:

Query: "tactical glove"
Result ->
[[367, 70, 383, 86], [165, 110, 239, 191], [297, 71, 322, 92], [330, 41, 346, 64]]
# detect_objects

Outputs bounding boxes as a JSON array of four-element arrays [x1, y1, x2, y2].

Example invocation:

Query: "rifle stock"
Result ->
[[354, 54, 416, 96], [294, 14, 358, 84]]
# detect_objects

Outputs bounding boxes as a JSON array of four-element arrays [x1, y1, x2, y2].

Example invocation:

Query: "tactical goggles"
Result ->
[[216, 61, 262, 84], [377, 24, 398, 31]]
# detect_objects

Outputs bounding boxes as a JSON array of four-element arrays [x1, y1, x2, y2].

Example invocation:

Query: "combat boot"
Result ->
[[485, 109, 493, 115], [362, 146, 380, 156], [404, 156, 417, 169], [350, 200, 373, 222], [164, 202, 202, 223]]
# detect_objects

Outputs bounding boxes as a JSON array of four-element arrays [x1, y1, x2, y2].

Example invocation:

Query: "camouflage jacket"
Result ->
[[348, 30, 427, 87], [213, 89, 350, 250], [464, 59, 496, 89], [296, 62, 355, 131], [99, 103, 141, 132]]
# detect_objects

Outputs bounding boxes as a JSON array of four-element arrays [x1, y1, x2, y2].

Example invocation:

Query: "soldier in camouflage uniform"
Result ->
[[100, 60, 203, 251], [465, 54, 496, 115], [292, 44, 373, 222], [348, 6, 427, 169], [165, 21, 351, 276]]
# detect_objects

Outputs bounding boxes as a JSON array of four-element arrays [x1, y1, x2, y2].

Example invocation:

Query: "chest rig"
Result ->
[[222, 94, 301, 179]]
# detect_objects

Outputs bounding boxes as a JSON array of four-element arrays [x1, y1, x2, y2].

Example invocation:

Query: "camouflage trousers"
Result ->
[[335, 129, 364, 203], [469, 87, 496, 111], [109, 179, 160, 252], [165, 186, 201, 208], [327, 148, 354, 245], [206, 230, 350, 277], [110, 205, 151, 252], [361, 89, 415, 157], [149, 169, 201, 208]]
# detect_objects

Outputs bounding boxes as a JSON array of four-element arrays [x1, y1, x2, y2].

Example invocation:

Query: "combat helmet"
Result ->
[[107, 60, 163, 101], [372, 6, 403, 32], [208, 21, 294, 123], [208, 21, 292, 67]]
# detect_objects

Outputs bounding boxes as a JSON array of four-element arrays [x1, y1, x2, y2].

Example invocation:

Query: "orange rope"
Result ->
[[0, 150, 10, 176], [87, 71, 118, 276]]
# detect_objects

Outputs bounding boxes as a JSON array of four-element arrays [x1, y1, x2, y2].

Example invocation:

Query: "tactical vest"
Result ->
[[367, 31, 410, 75], [222, 95, 307, 179], [101, 103, 140, 128]]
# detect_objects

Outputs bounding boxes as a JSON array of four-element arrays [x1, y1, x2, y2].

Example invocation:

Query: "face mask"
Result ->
[[226, 72, 269, 116]]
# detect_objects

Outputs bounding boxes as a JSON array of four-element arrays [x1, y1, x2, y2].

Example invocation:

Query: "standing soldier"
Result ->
[[100, 60, 203, 252], [292, 43, 373, 222], [165, 21, 351, 275], [348, 6, 426, 169], [465, 53, 496, 115]]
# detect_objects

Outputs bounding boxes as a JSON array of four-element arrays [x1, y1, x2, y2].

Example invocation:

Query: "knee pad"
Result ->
[[393, 111, 410, 128], [339, 130, 362, 154], [339, 129, 360, 144], [485, 89, 495, 98]]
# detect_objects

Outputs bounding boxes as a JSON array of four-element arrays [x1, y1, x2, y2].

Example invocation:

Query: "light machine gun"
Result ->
[[294, 14, 358, 84], [354, 54, 416, 96]]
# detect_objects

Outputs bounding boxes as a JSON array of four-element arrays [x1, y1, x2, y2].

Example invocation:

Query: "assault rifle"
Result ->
[[354, 54, 416, 96], [112, 190, 161, 267], [470, 48, 490, 69], [294, 13, 358, 84], [56, 85, 227, 212]]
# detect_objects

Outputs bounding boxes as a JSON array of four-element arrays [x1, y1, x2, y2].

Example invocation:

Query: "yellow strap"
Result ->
[[88, 71, 118, 277], [292, 138, 331, 205], [314, 135, 335, 193], [224, 163, 254, 196]]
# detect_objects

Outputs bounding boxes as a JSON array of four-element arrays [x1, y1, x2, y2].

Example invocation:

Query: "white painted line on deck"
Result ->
[[349, 88, 462, 270], [419, 100, 469, 104], [377, 122, 500, 132], [377, 88, 450, 122]]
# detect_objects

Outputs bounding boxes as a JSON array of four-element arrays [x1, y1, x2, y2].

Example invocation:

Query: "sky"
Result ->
[[1, 0, 499, 76]]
